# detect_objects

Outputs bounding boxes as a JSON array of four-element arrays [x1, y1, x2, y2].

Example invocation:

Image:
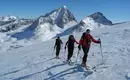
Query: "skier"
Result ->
[[54, 36, 63, 59], [65, 35, 79, 63], [78, 29, 101, 68]]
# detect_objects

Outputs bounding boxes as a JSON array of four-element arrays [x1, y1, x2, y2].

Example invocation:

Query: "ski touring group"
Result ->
[[54, 29, 101, 71]]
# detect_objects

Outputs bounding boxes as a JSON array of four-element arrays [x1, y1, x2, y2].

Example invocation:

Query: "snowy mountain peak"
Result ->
[[18, 6, 77, 41], [62, 5, 67, 9], [91, 12, 103, 16], [88, 12, 104, 18], [7, 15, 18, 20], [88, 12, 112, 25], [61, 12, 113, 33], [0, 15, 18, 21], [34, 5, 77, 29]]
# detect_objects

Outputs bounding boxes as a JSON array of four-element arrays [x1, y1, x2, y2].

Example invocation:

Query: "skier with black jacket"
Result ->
[[65, 35, 79, 63], [78, 29, 101, 68], [54, 37, 63, 58]]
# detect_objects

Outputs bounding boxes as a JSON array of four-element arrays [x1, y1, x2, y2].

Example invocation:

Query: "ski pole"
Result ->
[[52, 48, 55, 55], [99, 38, 103, 61], [53, 45, 55, 55], [62, 44, 65, 60], [76, 50, 80, 62]]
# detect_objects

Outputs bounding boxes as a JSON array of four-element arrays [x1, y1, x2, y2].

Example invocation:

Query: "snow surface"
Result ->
[[34, 23, 62, 41], [0, 21, 130, 80], [127, 72, 130, 79]]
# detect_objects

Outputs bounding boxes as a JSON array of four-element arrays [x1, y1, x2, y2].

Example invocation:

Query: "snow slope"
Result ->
[[0, 21, 130, 80]]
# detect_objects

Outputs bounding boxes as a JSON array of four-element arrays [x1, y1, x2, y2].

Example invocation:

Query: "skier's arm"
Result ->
[[65, 41, 68, 49], [74, 40, 79, 44], [79, 39, 83, 45], [78, 39, 83, 50], [60, 40, 63, 44], [90, 35, 100, 43]]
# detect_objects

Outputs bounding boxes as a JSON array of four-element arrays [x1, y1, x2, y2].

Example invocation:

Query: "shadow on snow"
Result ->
[[13, 63, 90, 80]]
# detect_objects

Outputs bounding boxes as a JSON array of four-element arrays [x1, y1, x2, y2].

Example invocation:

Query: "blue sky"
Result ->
[[0, 0, 130, 23]]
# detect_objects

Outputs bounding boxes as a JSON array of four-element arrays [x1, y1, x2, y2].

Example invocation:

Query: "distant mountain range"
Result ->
[[0, 5, 113, 41]]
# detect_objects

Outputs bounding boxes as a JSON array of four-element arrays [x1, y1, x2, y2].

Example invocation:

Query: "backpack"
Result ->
[[56, 39, 61, 46], [82, 32, 91, 46]]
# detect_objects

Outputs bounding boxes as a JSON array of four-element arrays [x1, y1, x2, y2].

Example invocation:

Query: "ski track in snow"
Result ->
[[0, 22, 130, 80]]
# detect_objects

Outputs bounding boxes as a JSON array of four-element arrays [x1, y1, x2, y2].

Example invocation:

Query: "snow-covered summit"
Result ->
[[65, 12, 113, 33], [0, 15, 18, 21], [0, 18, 34, 32], [62, 5, 67, 9], [88, 12, 112, 25], [57, 12, 113, 37], [32, 5, 77, 29], [26, 5, 77, 41]]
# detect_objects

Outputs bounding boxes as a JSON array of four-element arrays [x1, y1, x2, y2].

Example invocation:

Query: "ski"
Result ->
[[80, 65, 94, 75]]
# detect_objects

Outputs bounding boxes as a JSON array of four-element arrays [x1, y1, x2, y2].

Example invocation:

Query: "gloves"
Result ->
[[64, 47, 66, 50], [98, 38, 101, 43], [78, 45, 81, 50], [54, 46, 56, 50]]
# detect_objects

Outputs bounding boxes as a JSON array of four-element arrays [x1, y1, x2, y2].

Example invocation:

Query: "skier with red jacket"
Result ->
[[78, 29, 101, 67]]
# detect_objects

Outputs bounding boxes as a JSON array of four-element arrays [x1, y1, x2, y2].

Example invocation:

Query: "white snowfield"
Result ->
[[0, 22, 130, 80]]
